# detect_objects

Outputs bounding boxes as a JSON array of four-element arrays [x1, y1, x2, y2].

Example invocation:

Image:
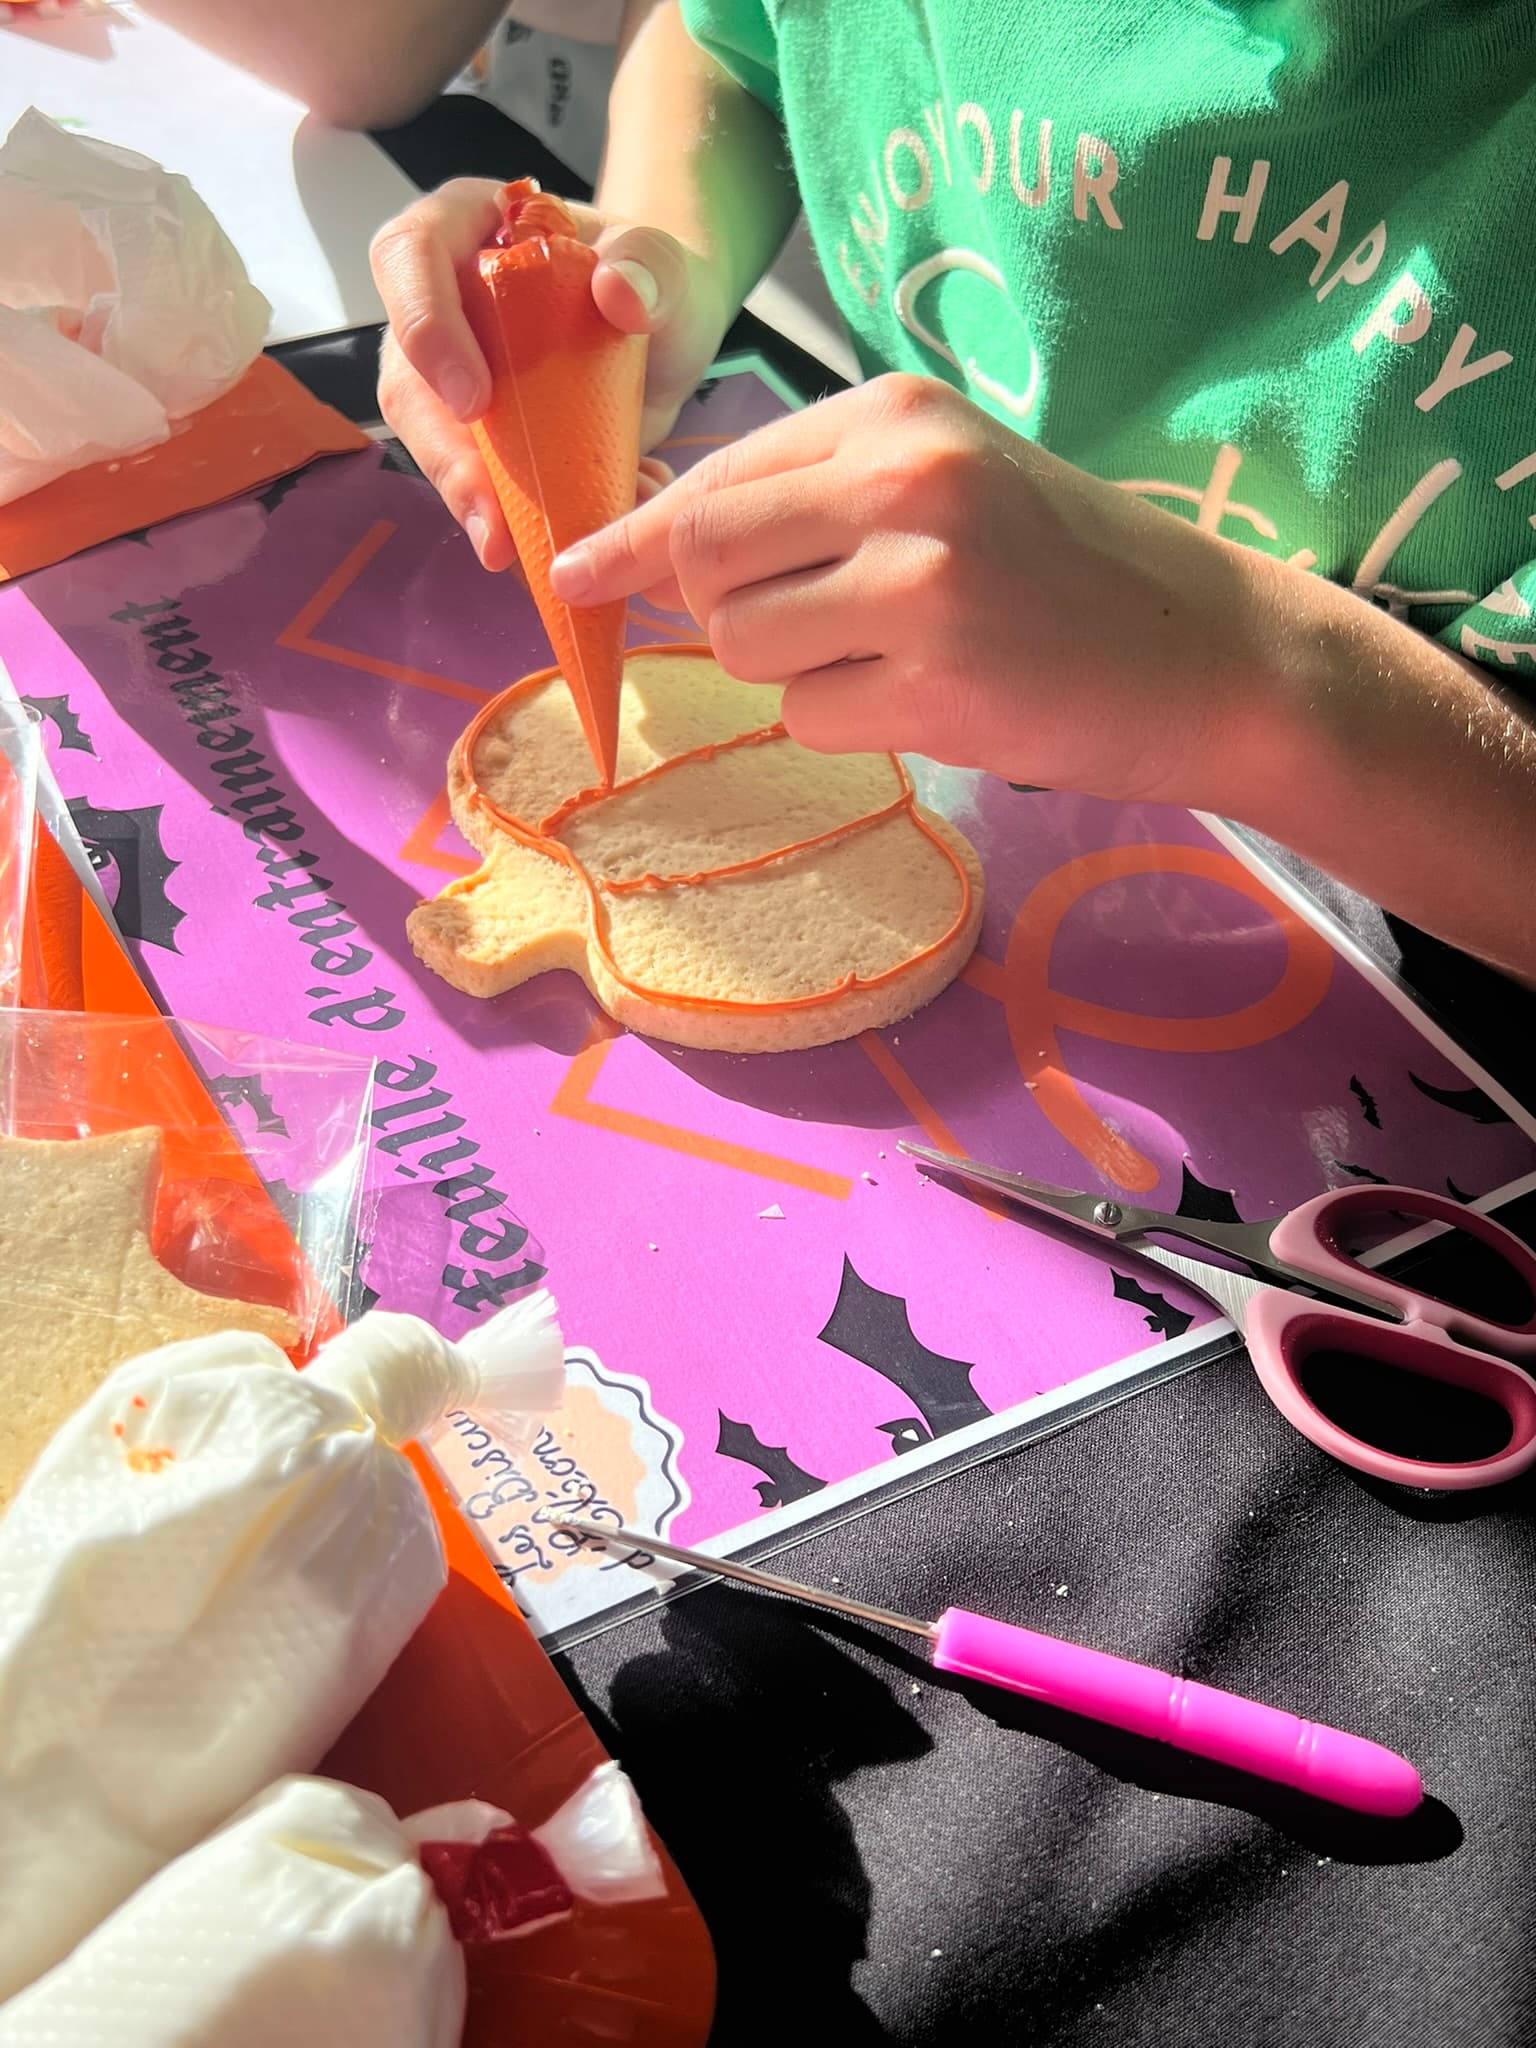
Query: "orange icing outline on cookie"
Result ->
[[455, 643, 974, 1017]]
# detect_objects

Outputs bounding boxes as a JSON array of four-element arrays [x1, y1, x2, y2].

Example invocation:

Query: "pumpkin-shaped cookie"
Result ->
[[408, 645, 984, 1053]]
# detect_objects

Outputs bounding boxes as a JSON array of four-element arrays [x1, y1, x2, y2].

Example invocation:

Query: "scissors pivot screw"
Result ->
[[1093, 1200, 1124, 1228]]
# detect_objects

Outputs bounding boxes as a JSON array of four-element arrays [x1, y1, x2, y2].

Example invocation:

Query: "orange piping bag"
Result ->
[[464, 181, 646, 788]]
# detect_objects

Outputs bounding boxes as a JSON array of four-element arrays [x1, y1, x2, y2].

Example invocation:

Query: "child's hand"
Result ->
[[549, 374, 1286, 809], [370, 178, 725, 570]]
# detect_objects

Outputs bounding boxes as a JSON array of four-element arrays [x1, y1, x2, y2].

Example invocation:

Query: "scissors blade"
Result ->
[[1130, 1241, 1263, 1331], [898, 1139, 1402, 1326], [896, 1140, 1129, 1238]]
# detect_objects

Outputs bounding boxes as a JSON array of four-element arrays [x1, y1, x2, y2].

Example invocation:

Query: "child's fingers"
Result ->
[[701, 556, 873, 683], [552, 435, 847, 606], [377, 331, 516, 573], [590, 223, 696, 337], [778, 657, 909, 756], [635, 456, 675, 504], [370, 180, 503, 422]]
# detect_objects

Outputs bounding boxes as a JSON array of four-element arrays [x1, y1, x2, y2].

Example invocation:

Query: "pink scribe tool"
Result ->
[[559, 1519, 1423, 1820]]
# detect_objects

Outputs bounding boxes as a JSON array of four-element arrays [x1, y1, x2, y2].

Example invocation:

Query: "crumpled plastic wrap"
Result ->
[[0, 108, 270, 506], [0, 1763, 667, 2048], [0, 1778, 468, 2048], [0, 1301, 564, 2001]]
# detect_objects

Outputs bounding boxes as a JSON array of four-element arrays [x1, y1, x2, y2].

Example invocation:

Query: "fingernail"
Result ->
[[466, 510, 491, 563], [607, 259, 659, 317], [551, 543, 593, 595], [439, 364, 478, 420]]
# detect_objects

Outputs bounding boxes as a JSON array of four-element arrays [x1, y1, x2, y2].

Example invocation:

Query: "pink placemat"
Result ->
[[4, 355, 1533, 1646]]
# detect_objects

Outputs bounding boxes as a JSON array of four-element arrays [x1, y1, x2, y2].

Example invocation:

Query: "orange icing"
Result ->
[[125, 1446, 176, 1475], [489, 179, 581, 251], [456, 643, 974, 1017]]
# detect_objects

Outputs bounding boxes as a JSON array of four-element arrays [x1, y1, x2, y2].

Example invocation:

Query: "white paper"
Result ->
[[0, 1779, 466, 2048], [0, 3, 420, 344], [0, 1327, 450, 2000]]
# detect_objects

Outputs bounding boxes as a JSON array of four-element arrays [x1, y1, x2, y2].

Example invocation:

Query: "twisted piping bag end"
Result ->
[[532, 1762, 666, 1905], [451, 1287, 567, 1444], [305, 1293, 564, 1449]]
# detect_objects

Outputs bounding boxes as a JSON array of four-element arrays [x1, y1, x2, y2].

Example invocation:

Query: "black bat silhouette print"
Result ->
[[206, 1071, 290, 1138], [1409, 1073, 1512, 1126], [877, 1417, 933, 1454], [1333, 1160, 1390, 1185], [66, 798, 186, 950], [1174, 1164, 1245, 1224], [715, 1412, 826, 1510], [378, 441, 423, 481], [818, 1256, 991, 1444], [255, 473, 304, 514], [21, 695, 96, 757], [1111, 1270, 1195, 1340], [1348, 1075, 1382, 1129]]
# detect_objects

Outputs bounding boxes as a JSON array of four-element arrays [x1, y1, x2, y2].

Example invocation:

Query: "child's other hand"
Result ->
[[371, 178, 723, 570], [549, 375, 1285, 810]]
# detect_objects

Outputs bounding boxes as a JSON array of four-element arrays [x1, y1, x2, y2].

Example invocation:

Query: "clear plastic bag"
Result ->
[[0, 694, 38, 1006], [0, 1007, 376, 1358]]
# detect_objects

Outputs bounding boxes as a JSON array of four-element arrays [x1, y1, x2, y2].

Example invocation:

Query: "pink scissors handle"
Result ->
[[1252, 1186, 1536, 1490]]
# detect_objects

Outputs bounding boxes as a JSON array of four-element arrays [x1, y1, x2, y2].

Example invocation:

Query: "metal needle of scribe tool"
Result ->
[[555, 1517, 934, 1637], [554, 1518, 1423, 1819]]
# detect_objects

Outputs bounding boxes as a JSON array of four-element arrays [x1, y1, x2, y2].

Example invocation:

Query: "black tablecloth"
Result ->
[[566, 1359, 1536, 2048], [282, 96, 1536, 2048]]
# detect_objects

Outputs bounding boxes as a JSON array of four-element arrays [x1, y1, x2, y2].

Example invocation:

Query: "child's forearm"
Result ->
[[1230, 554, 1536, 984], [597, 1, 799, 349], [137, 0, 509, 129]]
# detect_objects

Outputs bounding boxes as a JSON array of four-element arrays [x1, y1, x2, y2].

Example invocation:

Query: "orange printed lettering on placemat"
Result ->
[[551, 1014, 853, 1199], [400, 788, 478, 877], [995, 845, 1334, 1190], [278, 523, 493, 706]]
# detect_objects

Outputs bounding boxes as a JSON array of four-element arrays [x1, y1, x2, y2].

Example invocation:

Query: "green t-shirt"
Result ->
[[682, 0, 1536, 676]]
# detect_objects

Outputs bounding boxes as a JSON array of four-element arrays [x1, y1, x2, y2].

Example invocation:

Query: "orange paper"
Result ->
[[0, 356, 368, 582]]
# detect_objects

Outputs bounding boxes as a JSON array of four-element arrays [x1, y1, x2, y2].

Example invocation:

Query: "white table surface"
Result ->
[[0, 2, 420, 345]]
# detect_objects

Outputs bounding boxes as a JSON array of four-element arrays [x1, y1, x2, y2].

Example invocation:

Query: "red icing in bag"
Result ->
[[420, 1825, 576, 1944]]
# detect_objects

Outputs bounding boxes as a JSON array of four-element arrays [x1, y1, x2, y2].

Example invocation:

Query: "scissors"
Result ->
[[898, 1141, 1536, 1492]]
